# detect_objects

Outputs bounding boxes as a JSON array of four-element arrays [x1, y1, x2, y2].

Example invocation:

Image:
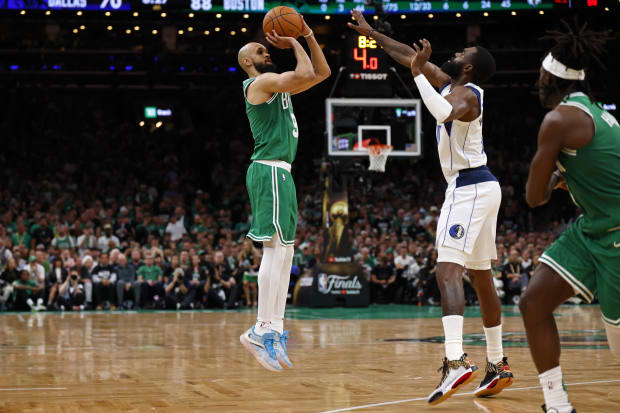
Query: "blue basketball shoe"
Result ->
[[240, 327, 282, 372], [273, 330, 293, 368]]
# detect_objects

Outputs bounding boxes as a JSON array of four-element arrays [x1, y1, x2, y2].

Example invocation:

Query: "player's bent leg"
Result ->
[[468, 266, 514, 397], [519, 263, 576, 413]]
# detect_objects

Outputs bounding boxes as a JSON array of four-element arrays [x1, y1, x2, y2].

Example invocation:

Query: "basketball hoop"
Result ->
[[367, 144, 392, 172]]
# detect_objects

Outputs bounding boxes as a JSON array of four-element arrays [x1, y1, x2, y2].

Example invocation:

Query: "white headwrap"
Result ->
[[542, 53, 585, 81]]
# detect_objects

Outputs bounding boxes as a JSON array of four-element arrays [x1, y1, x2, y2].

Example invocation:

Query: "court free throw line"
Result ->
[[0, 387, 67, 391], [319, 379, 620, 413]]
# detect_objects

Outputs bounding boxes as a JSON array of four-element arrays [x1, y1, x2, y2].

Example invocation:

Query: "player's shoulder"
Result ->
[[543, 105, 591, 131], [449, 85, 480, 103]]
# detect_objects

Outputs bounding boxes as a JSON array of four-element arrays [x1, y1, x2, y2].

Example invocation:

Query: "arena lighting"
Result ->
[[428, 13, 434, 18], [215, 27, 220, 32], [241, 27, 247, 32], [539, 10, 545, 14], [325, 15, 330, 20], [133, 12, 139, 17], [204, 30, 210, 35], [188, 26, 194, 31], [109, 65, 115, 70], [230, 30, 236, 35], [125, 65, 133, 71], [604, 7, 609, 10], [52, 65, 61, 70], [20, 10, 25, 15], [73, 28, 78, 33], [45, 10, 51, 15], [189, 13, 195, 18], [139, 121, 145, 127], [373, 15, 378, 20], [107, 25, 113, 30], [105, 11, 110, 16], [9, 65, 18, 70], [80, 25, 86, 30], [134, 25, 140, 31], [216, 13, 222, 18], [228, 67, 237, 72], [243, 13, 249, 18], [456, 12, 461, 17], [161, 12, 167, 17], [178, 29, 184, 34], [511, 11, 517, 15], [152, 29, 158, 34], [180, 66, 185, 71], [400, 14, 406, 19], [155, 121, 163, 128], [483, 11, 489, 16], [76, 11, 82, 16], [125, 29, 131, 34]]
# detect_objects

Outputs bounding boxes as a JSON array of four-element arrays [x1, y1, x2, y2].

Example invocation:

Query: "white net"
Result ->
[[368, 145, 392, 172]]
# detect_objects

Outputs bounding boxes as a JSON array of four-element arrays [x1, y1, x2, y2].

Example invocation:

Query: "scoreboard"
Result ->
[[1, 0, 554, 12]]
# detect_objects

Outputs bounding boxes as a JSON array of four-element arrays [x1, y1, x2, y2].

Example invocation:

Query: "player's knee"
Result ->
[[518, 289, 538, 317], [604, 321, 620, 358]]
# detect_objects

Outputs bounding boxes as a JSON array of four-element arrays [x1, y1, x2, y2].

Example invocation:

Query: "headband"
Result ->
[[542, 53, 585, 81]]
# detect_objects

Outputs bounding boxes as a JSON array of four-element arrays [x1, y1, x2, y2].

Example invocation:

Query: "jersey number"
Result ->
[[281, 93, 298, 138]]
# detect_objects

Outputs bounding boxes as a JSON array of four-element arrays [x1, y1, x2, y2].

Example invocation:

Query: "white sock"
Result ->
[[271, 244, 294, 335], [256, 238, 276, 334], [442, 315, 464, 361], [483, 324, 504, 364], [539, 366, 572, 412]]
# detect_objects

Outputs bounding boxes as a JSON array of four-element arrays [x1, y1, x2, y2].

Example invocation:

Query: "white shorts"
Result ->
[[436, 179, 501, 270]]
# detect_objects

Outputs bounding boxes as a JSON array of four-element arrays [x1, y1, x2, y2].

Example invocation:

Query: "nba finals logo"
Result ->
[[318, 273, 329, 294]]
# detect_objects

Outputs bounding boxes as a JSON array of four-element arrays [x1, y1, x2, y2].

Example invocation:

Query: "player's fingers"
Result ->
[[412, 43, 420, 53]]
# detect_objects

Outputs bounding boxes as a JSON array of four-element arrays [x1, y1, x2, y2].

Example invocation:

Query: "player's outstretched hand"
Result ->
[[347, 9, 373, 37], [410, 38, 432, 76], [265, 30, 298, 49], [300, 15, 312, 37]]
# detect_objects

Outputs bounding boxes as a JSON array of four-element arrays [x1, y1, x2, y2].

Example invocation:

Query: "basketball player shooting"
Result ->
[[348, 10, 514, 404], [237, 15, 330, 372], [520, 24, 619, 413]]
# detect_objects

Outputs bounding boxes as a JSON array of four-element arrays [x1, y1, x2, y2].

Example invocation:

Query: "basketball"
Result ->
[[262, 6, 304, 38]]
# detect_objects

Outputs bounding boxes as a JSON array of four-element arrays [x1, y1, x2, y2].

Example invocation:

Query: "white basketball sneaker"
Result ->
[[428, 353, 479, 405]]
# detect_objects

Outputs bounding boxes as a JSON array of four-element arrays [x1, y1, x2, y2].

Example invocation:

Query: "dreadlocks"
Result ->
[[540, 20, 614, 106]]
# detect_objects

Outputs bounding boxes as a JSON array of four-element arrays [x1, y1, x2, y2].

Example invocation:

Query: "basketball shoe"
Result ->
[[474, 357, 515, 397], [240, 327, 282, 372], [428, 353, 479, 405], [542, 404, 577, 413], [273, 330, 293, 368]]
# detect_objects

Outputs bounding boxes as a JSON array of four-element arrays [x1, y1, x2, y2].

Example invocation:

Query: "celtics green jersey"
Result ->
[[557, 92, 620, 235], [243, 78, 299, 164]]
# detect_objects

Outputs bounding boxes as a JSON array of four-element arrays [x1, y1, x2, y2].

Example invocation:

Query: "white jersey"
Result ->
[[437, 82, 487, 185]]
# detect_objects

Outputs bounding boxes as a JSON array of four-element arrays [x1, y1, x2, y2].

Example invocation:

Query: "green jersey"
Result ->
[[557, 92, 620, 235], [137, 265, 163, 281], [243, 78, 299, 164]]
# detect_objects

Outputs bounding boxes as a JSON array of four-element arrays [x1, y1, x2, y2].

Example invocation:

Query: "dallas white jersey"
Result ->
[[437, 82, 487, 185]]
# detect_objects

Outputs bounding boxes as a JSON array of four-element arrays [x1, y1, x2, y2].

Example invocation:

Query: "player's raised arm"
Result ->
[[252, 31, 316, 94], [347, 10, 450, 88], [410, 40, 478, 124], [290, 17, 331, 95]]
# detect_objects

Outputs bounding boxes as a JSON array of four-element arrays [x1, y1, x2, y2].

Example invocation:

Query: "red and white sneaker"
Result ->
[[474, 357, 515, 397], [428, 353, 479, 405]]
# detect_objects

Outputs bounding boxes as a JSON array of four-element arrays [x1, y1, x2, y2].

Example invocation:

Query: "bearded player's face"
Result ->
[[252, 45, 277, 74], [441, 47, 475, 80]]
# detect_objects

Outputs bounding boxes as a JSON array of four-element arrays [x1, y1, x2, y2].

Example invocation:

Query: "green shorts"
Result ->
[[243, 273, 258, 283], [246, 161, 297, 246], [540, 216, 620, 326]]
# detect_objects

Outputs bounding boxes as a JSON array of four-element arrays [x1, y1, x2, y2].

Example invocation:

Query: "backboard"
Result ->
[[326, 98, 422, 158]]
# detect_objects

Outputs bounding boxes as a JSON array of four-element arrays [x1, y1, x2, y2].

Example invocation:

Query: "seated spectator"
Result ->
[[80, 255, 96, 309], [164, 268, 195, 310], [116, 253, 140, 310], [239, 239, 259, 308], [501, 249, 527, 305], [92, 252, 117, 310], [57, 268, 86, 311], [12, 269, 44, 311], [1, 258, 20, 310], [98, 224, 120, 253], [418, 249, 440, 306], [370, 255, 397, 304], [207, 251, 238, 309], [185, 254, 208, 307], [51, 225, 75, 251], [46, 257, 67, 310], [137, 253, 164, 308], [394, 245, 419, 303]]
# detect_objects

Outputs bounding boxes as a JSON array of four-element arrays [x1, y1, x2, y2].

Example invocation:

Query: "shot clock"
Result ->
[[344, 34, 391, 97]]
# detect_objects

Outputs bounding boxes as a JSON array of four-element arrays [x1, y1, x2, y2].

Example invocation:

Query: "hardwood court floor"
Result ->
[[0, 305, 618, 413]]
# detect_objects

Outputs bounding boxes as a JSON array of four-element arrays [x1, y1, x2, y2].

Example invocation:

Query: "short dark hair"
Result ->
[[470, 46, 496, 84]]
